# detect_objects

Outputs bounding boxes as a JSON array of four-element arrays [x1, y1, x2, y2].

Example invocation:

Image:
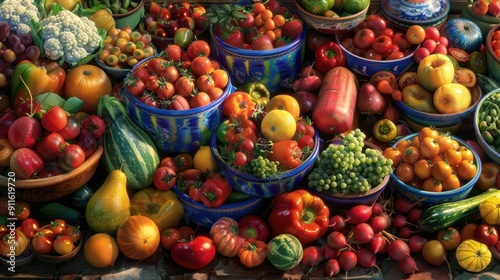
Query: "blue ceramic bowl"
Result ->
[[474, 88, 500, 164], [113, 0, 145, 30], [311, 141, 390, 210], [395, 85, 482, 133], [335, 34, 417, 76], [209, 13, 306, 93], [172, 186, 265, 227], [486, 23, 500, 84], [294, 0, 369, 34], [380, 0, 450, 30], [390, 133, 482, 207], [209, 128, 320, 198], [121, 57, 234, 153]]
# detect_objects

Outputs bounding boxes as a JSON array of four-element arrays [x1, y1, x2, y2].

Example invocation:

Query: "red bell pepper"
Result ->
[[11, 60, 66, 108], [267, 140, 303, 169], [199, 174, 232, 208], [225, 112, 258, 145], [268, 189, 330, 245], [314, 41, 346, 74], [237, 215, 271, 242]]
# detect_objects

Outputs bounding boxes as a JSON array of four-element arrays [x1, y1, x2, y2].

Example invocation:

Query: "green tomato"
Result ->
[[302, 0, 335, 15], [174, 28, 194, 50]]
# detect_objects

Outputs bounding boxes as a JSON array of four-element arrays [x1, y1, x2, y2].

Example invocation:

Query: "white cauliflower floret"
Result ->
[[40, 10, 102, 64], [0, 0, 40, 35], [44, 38, 64, 60]]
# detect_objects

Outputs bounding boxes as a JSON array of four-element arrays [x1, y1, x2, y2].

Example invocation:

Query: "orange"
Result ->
[[84, 233, 119, 268]]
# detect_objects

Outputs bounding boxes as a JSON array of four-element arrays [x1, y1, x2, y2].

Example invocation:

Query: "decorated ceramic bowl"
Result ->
[[112, 0, 145, 30], [172, 186, 265, 227], [209, 127, 321, 198], [209, 13, 306, 94], [294, 0, 369, 34], [335, 34, 417, 76], [461, 0, 500, 39], [474, 88, 500, 164], [121, 56, 234, 153], [391, 133, 482, 207], [380, 0, 450, 30], [395, 85, 482, 133]]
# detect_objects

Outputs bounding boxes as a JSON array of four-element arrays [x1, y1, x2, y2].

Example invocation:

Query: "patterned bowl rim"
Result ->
[[390, 133, 482, 197], [380, 0, 450, 25], [172, 185, 263, 209]]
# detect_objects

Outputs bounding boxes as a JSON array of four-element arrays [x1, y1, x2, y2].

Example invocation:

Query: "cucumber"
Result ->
[[417, 189, 500, 232], [97, 95, 160, 189], [476, 73, 500, 94], [39, 202, 82, 225]]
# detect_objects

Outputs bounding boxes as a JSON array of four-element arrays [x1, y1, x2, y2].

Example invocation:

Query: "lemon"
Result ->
[[193, 146, 218, 173], [261, 110, 297, 142]]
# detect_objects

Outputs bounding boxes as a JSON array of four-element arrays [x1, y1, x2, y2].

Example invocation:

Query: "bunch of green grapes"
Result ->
[[308, 129, 393, 194], [246, 156, 279, 179]]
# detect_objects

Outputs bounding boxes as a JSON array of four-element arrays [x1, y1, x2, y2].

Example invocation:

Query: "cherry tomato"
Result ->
[[174, 76, 195, 97], [176, 168, 203, 191], [153, 166, 177, 191], [189, 91, 211, 108], [57, 115, 81, 140], [20, 218, 39, 239], [232, 151, 248, 167], [63, 225, 82, 243], [77, 129, 98, 159], [160, 227, 181, 250], [58, 144, 86, 171], [53, 234, 74, 255], [50, 219, 67, 234], [187, 40, 211, 59], [32, 231, 54, 254], [41, 106, 68, 132]]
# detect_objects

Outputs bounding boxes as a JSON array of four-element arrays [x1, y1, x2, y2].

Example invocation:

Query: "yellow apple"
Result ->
[[402, 84, 439, 113], [417, 54, 455, 92], [433, 83, 471, 114]]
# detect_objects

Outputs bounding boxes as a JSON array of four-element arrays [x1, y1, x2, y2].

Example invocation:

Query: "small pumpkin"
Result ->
[[479, 197, 500, 225], [455, 239, 492, 272], [63, 65, 112, 114], [116, 215, 160, 261], [209, 217, 246, 257]]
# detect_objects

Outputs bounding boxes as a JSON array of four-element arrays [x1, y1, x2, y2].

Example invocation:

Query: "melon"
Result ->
[[267, 234, 303, 271]]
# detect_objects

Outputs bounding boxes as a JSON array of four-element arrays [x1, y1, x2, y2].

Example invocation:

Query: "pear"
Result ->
[[86, 170, 131, 236]]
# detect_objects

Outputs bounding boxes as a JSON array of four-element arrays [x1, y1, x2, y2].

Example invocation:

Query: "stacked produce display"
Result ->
[[4, 0, 500, 278]]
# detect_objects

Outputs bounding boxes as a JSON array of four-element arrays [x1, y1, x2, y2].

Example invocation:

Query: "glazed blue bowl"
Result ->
[[395, 85, 482, 133], [474, 88, 500, 164], [172, 186, 265, 227], [335, 34, 417, 76], [390, 133, 482, 207], [209, 14, 306, 93], [209, 127, 320, 198], [121, 57, 234, 153], [380, 0, 450, 30], [311, 141, 390, 210]]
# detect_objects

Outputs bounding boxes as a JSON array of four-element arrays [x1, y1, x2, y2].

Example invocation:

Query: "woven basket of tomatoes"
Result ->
[[210, 93, 320, 198]]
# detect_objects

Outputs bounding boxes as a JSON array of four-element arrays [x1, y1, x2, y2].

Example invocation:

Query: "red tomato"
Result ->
[[187, 40, 211, 59], [32, 231, 54, 254], [0, 196, 30, 221], [174, 77, 195, 98], [195, 74, 215, 93], [57, 115, 81, 140], [160, 227, 181, 250], [354, 28, 376, 49], [36, 132, 66, 161], [372, 35, 393, 56], [164, 44, 182, 62], [155, 82, 175, 100], [232, 151, 248, 167], [133, 67, 151, 82], [58, 144, 86, 171], [141, 94, 158, 108], [474, 223, 498, 247], [189, 91, 211, 108], [77, 129, 98, 159], [20, 218, 39, 239], [171, 235, 216, 269], [145, 75, 161, 92], [50, 219, 67, 234], [41, 106, 68, 132], [153, 166, 177, 191], [190, 56, 213, 77], [81, 115, 106, 139], [63, 225, 82, 243], [53, 235, 74, 255], [170, 95, 190, 110], [125, 78, 146, 96], [178, 225, 195, 240], [176, 168, 202, 191]]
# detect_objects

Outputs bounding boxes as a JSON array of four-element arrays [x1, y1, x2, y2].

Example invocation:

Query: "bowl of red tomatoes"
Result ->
[[120, 47, 235, 153], [30, 223, 82, 263], [390, 132, 482, 207]]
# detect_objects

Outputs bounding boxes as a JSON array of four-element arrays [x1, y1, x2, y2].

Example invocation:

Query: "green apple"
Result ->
[[417, 54, 455, 92], [433, 83, 471, 114], [402, 84, 439, 113]]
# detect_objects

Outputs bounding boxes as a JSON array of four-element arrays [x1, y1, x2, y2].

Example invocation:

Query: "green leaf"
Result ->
[[35, 92, 65, 111], [63, 97, 84, 113]]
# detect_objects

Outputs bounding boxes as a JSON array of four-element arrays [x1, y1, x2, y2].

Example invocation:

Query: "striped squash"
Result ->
[[267, 234, 303, 271], [97, 95, 160, 189]]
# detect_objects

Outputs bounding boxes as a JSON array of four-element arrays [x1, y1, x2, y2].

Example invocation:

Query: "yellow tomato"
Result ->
[[193, 146, 218, 173], [261, 110, 297, 142], [265, 94, 301, 121]]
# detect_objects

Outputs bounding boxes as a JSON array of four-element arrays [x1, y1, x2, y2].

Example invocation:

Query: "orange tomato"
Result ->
[[422, 177, 443, 192], [442, 173, 461, 191], [395, 139, 412, 154], [432, 160, 453, 181], [436, 227, 461, 250], [396, 162, 415, 183], [418, 127, 439, 141], [458, 146, 474, 162], [457, 159, 477, 181], [413, 158, 433, 180], [382, 147, 402, 168], [460, 223, 478, 242], [419, 137, 440, 159], [265, 94, 301, 121], [406, 25, 426, 45], [402, 145, 420, 164], [436, 134, 459, 153], [444, 147, 463, 166]]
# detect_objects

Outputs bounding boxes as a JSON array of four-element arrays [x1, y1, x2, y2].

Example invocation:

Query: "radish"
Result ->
[[388, 239, 411, 261], [299, 75, 322, 93], [291, 79, 302, 92], [326, 231, 352, 250], [356, 247, 379, 270], [394, 197, 415, 215], [8, 116, 41, 149], [322, 244, 339, 260], [301, 245, 324, 267], [324, 259, 340, 277], [392, 214, 408, 229], [398, 256, 419, 274], [369, 213, 391, 232], [329, 215, 346, 231], [338, 251, 357, 272], [366, 233, 387, 254], [408, 235, 428, 254], [406, 207, 423, 224], [345, 204, 373, 225], [371, 202, 385, 216], [398, 226, 414, 239], [352, 223, 374, 244], [294, 90, 317, 115]]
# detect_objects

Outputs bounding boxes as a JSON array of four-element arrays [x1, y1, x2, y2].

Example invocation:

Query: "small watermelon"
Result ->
[[267, 234, 303, 271]]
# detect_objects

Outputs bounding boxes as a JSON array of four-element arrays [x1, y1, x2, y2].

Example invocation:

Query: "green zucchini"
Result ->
[[476, 73, 500, 94], [97, 95, 160, 189], [417, 189, 500, 232], [39, 202, 82, 225]]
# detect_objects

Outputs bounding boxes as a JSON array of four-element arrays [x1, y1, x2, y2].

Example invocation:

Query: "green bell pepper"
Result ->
[[237, 82, 271, 106]]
